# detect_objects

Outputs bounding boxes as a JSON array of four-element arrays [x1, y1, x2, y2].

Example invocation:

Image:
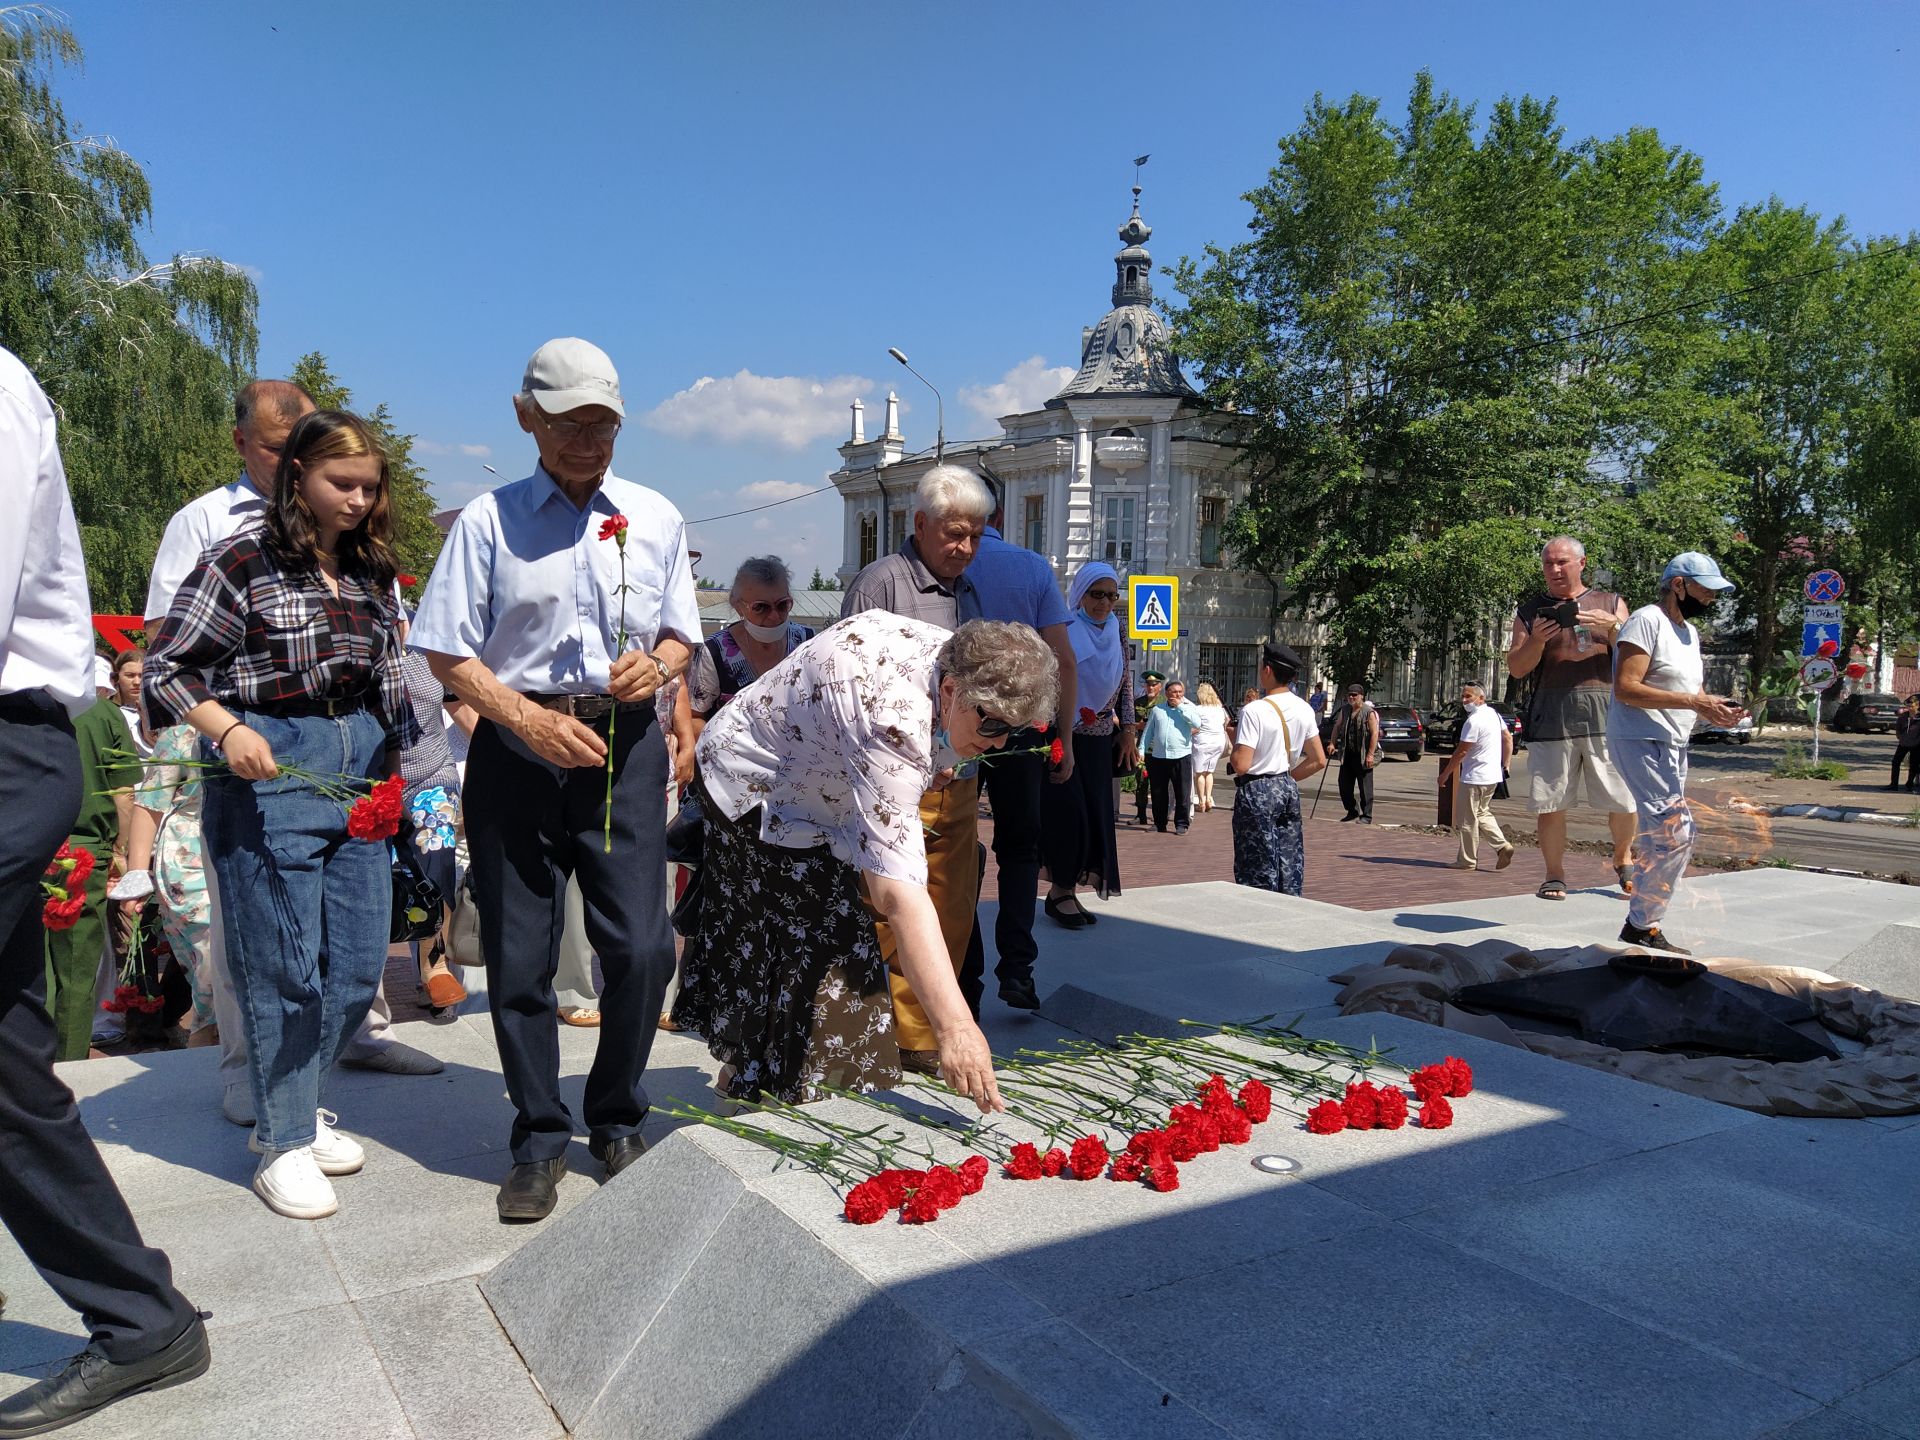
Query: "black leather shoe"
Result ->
[[0, 1316, 210, 1437], [998, 976, 1041, 1010], [496, 1157, 567, 1223], [589, 1134, 648, 1179], [1044, 896, 1091, 930], [1619, 921, 1691, 956]]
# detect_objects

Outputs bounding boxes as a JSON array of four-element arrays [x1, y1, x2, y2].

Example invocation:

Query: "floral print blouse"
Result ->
[[696, 611, 943, 885]]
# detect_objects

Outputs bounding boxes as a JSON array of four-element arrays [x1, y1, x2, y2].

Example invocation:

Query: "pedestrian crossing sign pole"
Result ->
[[1126, 575, 1178, 650]]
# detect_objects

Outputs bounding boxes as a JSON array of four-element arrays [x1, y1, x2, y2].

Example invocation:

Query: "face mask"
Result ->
[[1675, 590, 1711, 620], [740, 618, 788, 643], [1462, 701, 1482, 713]]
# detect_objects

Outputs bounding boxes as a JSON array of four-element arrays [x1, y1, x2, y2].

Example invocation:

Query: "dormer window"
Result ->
[[1124, 265, 1138, 288]]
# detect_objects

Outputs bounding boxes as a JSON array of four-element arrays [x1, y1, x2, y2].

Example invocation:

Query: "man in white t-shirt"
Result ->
[[1438, 681, 1514, 871], [1608, 551, 1744, 955], [1227, 644, 1326, 896]]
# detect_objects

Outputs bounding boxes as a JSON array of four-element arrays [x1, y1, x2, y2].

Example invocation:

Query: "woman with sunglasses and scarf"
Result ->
[[675, 616, 1057, 1111], [686, 554, 815, 728], [1039, 563, 1138, 927]]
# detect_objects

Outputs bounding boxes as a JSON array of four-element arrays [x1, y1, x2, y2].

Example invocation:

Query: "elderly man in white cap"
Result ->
[[413, 339, 700, 1222], [1608, 551, 1743, 955]]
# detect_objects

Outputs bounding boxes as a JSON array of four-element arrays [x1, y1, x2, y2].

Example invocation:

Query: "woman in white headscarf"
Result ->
[[1039, 563, 1139, 926]]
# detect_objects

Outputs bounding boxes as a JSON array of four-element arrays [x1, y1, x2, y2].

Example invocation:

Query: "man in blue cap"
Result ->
[[1608, 552, 1744, 954]]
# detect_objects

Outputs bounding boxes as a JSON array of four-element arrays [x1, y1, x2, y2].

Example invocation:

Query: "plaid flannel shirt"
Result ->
[[143, 533, 418, 754]]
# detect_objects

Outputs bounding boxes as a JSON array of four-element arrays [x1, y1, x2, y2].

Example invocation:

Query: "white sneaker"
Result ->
[[250, 1109, 365, 1176], [221, 1083, 256, 1127], [251, 1146, 338, 1220]]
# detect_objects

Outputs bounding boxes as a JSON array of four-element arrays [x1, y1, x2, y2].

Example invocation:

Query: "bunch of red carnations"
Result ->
[[41, 842, 94, 931], [842, 1154, 991, 1225], [1001, 1073, 1276, 1195], [1305, 1056, 1473, 1136], [346, 774, 406, 841]]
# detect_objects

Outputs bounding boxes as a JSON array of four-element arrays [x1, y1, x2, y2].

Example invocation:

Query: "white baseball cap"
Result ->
[[520, 338, 625, 417], [1660, 551, 1735, 592]]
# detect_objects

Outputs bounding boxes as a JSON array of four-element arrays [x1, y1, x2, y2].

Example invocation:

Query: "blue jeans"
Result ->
[[202, 709, 388, 1152], [1615, 738, 1694, 931]]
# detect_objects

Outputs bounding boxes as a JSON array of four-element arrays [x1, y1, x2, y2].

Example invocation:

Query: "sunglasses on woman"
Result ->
[[975, 708, 1015, 738], [1083, 588, 1119, 602]]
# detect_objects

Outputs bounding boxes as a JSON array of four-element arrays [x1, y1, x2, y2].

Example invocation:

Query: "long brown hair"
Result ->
[[265, 409, 398, 588]]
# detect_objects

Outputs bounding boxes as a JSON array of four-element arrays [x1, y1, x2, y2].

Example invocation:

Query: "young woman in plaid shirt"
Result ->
[[144, 410, 417, 1220]]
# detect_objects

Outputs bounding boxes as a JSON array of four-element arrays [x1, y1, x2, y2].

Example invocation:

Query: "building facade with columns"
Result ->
[[831, 190, 1296, 703]]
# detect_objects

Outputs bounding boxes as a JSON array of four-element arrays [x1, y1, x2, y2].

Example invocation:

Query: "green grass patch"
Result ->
[[1770, 742, 1849, 781]]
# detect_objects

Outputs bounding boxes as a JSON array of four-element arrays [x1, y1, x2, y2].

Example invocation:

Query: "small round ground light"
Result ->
[[1252, 1154, 1299, 1175]]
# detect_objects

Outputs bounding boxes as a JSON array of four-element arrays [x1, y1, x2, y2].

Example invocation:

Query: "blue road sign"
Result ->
[[1802, 622, 1842, 657], [1805, 569, 1846, 604], [1126, 576, 1178, 640]]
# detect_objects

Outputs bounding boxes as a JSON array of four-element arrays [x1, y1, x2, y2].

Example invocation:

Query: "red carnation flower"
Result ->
[[1217, 1107, 1253, 1145], [1306, 1099, 1348, 1135], [1817, 638, 1839, 658], [1068, 1136, 1110, 1180], [1049, 737, 1065, 765], [901, 1190, 943, 1224], [348, 774, 406, 842], [1198, 1073, 1231, 1106], [1343, 1080, 1381, 1131], [1146, 1162, 1180, 1192], [397, 573, 418, 588], [597, 513, 629, 543], [920, 1165, 965, 1211], [843, 1181, 890, 1225], [1845, 662, 1868, 680], [1109, 1152, 1145, 1182], [957, 1155, 989, 1195], [1078, 706, 1097, 727], [43, 894, 86, 931], [1237, 1078, 1273, 1123], [1441, 1056, 1474, 1098], [1004, 1143, 1044, 1180], [1410, 1065, 1450, 1103], [1166, 1125, 1203, 1163], [1375, 1087, 1409, 1129], [1040, 1147, 1068, 1178], [874, 1168, 921, 1207], [1419, 1094, 1455, 1130]]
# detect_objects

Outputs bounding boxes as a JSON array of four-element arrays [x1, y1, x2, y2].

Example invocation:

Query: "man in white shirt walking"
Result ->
[[1438, 682, 1515, 871]]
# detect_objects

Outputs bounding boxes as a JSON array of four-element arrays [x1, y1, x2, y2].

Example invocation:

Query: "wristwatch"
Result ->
[[648, 653, 672, 687]]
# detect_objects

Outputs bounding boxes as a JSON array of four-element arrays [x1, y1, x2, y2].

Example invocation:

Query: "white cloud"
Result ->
[[642, 369, 874, 450], [416, 440, 492, 459], [958, 356, 1075, 428], [736, 479, 817, 502]]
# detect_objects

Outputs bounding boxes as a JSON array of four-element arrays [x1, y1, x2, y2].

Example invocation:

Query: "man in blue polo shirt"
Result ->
[[959, 490, 1078, 1009]]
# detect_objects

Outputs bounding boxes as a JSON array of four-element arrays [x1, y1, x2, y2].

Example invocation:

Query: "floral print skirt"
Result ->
[[672, 777, 901, 1102]]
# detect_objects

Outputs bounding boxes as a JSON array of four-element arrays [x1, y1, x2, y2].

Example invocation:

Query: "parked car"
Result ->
[[1691, 713, 1754, 745], [1374, 705, 1425, 761], [1831, 692, 1903, 734], [1426, 701, 1527, 754]]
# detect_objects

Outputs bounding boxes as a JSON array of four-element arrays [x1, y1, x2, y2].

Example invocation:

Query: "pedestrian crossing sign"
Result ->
[[1127, 575, 1178, 642]]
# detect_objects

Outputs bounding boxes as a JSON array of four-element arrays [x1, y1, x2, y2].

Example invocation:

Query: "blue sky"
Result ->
[[66, 0, 1919, 585]]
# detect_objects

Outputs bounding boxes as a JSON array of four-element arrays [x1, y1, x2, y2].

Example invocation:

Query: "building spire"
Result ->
[[1112, 182, 1152, 308]]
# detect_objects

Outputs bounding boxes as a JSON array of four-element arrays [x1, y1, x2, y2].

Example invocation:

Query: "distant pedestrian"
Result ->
[[1891, 695, 1919, 792], [1140, 679, 1198, 833], [1507, 535, 1636, 901], [1609, 552, 1743, 955], [1132, 670, 1165, 825], [1229, 646, 1325, 895], [1326, 683, 1380, 823], [1438, 682, 1515, 871], [1187, 682, 1229, 813], [1308, 681, 1327, 720]]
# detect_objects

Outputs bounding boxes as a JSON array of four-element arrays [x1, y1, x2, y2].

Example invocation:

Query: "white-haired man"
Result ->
[[841, 464, 989, 1075], [1507, 535, 1635, 901]]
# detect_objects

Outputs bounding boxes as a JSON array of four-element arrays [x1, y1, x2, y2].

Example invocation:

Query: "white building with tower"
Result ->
[[830, 187, 1294, 701]]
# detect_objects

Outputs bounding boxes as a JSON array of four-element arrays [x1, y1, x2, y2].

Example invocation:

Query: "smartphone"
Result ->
[[1550, 598, 1578, 628]]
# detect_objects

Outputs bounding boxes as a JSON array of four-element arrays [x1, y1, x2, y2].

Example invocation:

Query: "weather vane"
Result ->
[[1133, 153, 1150, 187]]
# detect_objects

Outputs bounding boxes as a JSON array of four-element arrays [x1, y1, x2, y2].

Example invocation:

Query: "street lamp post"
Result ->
[[886, 346, 943, 461]]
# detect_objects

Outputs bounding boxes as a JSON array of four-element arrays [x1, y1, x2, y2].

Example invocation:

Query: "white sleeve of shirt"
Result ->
[[143, 502, 213, 627], [0, 355, 94, 713], [655, 509, 702, 650], [408, 503, 496, 663]]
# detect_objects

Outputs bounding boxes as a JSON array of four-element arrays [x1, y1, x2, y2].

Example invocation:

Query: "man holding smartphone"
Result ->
[[1507, 536, 1635, 901]]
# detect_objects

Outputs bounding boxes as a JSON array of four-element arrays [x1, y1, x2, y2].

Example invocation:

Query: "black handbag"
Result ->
[[389, 846, 445, 944], [664, 788, 706, 868]]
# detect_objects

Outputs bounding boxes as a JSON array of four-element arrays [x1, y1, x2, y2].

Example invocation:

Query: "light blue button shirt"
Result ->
[[1142, 699, 1198, 760], [410, 466, 701, 695]]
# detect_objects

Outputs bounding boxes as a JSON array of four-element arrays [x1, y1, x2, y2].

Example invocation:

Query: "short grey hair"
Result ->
[[1542, 535, 1586, 562], [914, 464, 994, 523], [730, 554, 791, 601], [938, 620, 1058, 730], [1462, 680, 1488, 698]]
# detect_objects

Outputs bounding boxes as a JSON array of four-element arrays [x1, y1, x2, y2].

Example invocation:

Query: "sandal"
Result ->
[[559, 1006, 602, 1028], [1614, 864, 1635, 895], [1536, 879, 1567, 901]]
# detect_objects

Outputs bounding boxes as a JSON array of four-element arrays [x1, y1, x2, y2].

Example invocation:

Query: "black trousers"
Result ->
[[1338, 756, 1374, 819], [0, 692, 196, 1361], [1147, 755, 1193, 831], [1893, 746, 1918, 788], [980, 738, 1044, 978], [466, 711, 675, 1165]]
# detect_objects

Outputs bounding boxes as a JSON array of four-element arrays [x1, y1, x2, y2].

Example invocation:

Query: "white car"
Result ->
[[1691, 713, 1754, 745]]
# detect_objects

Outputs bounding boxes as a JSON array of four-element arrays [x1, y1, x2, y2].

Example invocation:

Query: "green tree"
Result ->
[[0, 10, 258, 614], [288, 353, 442, 592], [806, 566, 840, 591], [1169, 74, 1722, 682]]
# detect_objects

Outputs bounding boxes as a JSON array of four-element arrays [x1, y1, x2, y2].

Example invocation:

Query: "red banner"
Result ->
[[92, 616, 146, 653]]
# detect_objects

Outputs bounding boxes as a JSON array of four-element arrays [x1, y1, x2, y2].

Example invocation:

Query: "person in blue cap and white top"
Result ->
[[1608, 551, 1744, 954]]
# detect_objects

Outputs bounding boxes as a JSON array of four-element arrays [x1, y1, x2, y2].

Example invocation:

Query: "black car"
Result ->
[[1374, 705, 1425, 761], [1426, 701, 1527, 754], [1832, 692, 1903, 734]]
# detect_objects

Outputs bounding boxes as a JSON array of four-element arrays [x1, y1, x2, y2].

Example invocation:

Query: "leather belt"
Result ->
[[528, 693, 648, 722], [251, 694, 368, 719]]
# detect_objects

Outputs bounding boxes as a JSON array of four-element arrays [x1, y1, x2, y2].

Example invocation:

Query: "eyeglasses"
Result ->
[[744, 598, 794, 618], [1083, 588, 1119, 602], [975, 708, 1015, 738], [536, 412, 622, 444]]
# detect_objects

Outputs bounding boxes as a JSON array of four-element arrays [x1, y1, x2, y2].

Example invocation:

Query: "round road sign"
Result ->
[[1799, 655, 1838, 692], [1805, 569, 1846, 604]]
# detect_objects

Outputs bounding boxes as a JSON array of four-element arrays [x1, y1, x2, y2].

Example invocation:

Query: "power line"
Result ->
[[685, 480, 840, 525]]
